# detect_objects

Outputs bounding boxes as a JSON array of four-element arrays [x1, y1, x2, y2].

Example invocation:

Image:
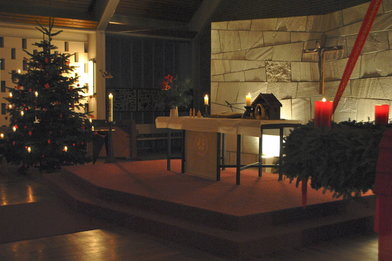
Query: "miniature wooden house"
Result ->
[[251, 93, 282, 120]]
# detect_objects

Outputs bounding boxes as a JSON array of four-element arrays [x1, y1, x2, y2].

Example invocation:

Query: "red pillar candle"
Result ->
[[314, 98, 333, 127], [375, 104, 390, 125]]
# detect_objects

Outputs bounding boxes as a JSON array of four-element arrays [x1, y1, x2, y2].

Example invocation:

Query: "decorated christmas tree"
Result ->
[[4, 19, 92, 173]]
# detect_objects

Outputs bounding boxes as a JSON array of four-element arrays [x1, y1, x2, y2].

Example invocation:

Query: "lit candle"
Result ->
[[314, 98, 333, 127], [17, 69, 21, 73], [108, 93, 113, 122], [12, 125, 17, 132], [34, 91, 38, 97], [246, 93, 252, 106], [92, 125, 95, 131], [20, 111, 24, 116], [0, 133, 4, 139], [9, 92, 12, 98], [204, 94, 209, 105], [375, 104, 389, 125], [8, 104, 13, 109], [27, 146, 31, 153], [63, 146, 68, 152]]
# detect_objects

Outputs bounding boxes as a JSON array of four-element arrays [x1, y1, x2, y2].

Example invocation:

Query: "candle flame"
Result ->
[[34, 91, 38, 97], [12, 126, 17, 132], [322, 98, 327, 102], [20, 111, 24, 116], [108, 93, 113, 99], [9, 92, 12, 98], [63, 146, 68, 152], [0, 133, 4, 139], [27, 146, 31, 153]]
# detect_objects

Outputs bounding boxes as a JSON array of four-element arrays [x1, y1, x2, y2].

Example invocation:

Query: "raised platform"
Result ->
[[44, 160, 375, 259]]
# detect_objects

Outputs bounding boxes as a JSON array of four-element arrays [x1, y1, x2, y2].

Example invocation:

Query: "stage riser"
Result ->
[[60, 170, 372, 232], [52, 188, 374, 259]]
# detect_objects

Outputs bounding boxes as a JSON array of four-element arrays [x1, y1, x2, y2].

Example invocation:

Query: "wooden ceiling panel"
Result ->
[[116, 0, 203, 22], [0, 12, 98, 30]]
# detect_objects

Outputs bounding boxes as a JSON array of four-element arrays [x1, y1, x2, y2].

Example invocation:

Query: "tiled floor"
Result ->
[[0, 162, 379, 261]]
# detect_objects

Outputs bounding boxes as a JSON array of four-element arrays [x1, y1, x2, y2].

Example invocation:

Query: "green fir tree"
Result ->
[[4, 19, 92, 173]]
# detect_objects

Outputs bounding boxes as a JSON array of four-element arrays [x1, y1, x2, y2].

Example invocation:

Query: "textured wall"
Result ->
[[211, 1, 392, 124], [211, 0, 392, 164]]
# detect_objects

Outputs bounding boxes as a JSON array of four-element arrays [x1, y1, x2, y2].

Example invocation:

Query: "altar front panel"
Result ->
[[185, 131, 217, 180]]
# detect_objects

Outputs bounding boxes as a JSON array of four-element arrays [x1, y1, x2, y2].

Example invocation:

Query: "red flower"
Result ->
[[160, 81, 171, 91], [44, 83, 50, 89], [164, 74, 174, 82]]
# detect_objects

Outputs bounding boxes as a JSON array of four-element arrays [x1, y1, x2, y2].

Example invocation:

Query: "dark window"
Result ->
[[1, 103, 6, 115], [1, 81, 5, 92], [0, 59, 4, 70], [64, 42, 69, 52], [11, 48, 16, 59], [11, 70, 16, 83], [84, 42, 88, 53], [22, 38, 27, 49], [0, 37, 3, 48], [23, 59, 28, 71], [74, 52, 79, 62]]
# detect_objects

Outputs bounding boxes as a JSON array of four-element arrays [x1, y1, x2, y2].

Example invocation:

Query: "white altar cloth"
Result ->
[[155, 116, 301, 137]]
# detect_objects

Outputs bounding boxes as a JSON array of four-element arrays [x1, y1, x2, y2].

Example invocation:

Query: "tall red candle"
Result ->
[[375, 104, 390, 125], [314, 98, 333, 127]]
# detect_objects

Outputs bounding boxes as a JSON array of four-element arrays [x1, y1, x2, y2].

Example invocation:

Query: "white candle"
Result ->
[[204, 94, 209, 106], [246, 93, 252, 106], [108, 93, 113, 122]]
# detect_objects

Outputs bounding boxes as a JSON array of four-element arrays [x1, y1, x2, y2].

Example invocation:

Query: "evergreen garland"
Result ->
[[3, 19, 93, 173], [279, 121, 386, 198]]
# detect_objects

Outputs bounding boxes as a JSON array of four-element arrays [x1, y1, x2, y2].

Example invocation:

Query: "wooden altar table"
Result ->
[[155, 116, 301, 185]]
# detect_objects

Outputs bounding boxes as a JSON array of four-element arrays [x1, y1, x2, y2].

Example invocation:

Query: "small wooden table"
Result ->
[[156, 117, 301, 184]]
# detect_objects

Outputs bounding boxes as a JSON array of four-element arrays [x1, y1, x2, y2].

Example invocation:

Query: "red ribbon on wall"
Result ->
[[332, 0, 383, 113]]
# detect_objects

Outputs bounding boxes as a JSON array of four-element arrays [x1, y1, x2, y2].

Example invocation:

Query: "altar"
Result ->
[[156, 116, 301, 184]]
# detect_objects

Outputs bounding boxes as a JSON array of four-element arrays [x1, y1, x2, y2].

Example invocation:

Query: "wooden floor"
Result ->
[[0, 228, 377, 261]]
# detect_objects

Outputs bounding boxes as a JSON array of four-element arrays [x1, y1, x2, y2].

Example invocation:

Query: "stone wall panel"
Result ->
[[219, 30, 242, 52], [244, 68, 267, 82], [251, 18, 278, 31], [239, 31, 264, 50], [266, 61, 291, 82], [360, 50, 392, 78], [272, 42, 303, 61], [266, 82, 298, 100], [245, 46, 273, 60], [276, 16, 307, 32], [227, 20, 252, 30], [263, 32, 291, 46], [291, 62, 319, 82]]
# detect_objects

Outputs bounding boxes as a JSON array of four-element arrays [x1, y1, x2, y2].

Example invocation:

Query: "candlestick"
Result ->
[[314, 98, 333, 127], [246, 93, 252, 106], [108, 93, 113, 122], [204, 94, 209, 105], [375, 104, 389, 125]]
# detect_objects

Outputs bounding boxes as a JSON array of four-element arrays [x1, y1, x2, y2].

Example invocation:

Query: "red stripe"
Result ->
[[332, 0, 383, 113]]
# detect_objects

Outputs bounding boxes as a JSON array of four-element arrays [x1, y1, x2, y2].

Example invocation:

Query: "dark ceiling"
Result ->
[[0, 0, 370, 40]]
